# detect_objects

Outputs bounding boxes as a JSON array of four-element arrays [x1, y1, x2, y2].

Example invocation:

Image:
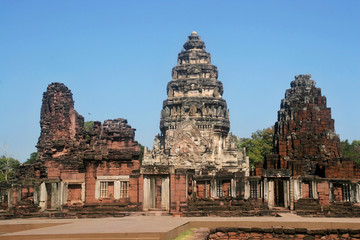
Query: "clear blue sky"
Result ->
[[0, 1, 359, 162]]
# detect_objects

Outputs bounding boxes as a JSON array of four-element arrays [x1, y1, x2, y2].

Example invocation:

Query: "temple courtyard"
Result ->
[[0, 214, 360, 240]]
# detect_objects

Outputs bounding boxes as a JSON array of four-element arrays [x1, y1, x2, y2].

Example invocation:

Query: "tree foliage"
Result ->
[[24, 152, 38, 164], [84, 121, 94, 132], [239, 127, 274, 167], [84, 121, 94, 142], [0, 155, 20, 181], [340, 140, 360, 163]]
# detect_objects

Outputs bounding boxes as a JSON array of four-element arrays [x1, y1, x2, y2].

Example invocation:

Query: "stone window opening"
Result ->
[[100, 181, 114, 198], [216, 180, 231, 197], [342, 184, 350, 202], [332, 183, 351, 202], [250, 181, 258, 199], [216, 180, 223, 197], [120, 181, 129, 199], [100, 182, 108, 198], [196, 181, 210, 198], [301, 181, 313, 199]]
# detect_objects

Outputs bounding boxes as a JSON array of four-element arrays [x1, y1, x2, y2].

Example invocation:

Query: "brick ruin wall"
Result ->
[[208, 227, 360, 240], [27, 83, 141, 207], [271, 75, 341, 174], [265, 75, 359, 180]]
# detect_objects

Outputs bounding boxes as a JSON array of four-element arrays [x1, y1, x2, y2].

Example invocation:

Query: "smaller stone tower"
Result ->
[[37, 83, 84, 164], [267, 74, 340, 176]]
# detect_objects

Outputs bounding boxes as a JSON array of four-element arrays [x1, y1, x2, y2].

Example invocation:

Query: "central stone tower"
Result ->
[[144, 31, 248, 173]]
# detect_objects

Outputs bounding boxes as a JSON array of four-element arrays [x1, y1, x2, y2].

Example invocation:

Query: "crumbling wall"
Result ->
[[269, 75, 341, 176]]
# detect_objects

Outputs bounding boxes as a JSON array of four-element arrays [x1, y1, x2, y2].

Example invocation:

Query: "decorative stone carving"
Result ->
[[143, 32, 249, 174], [190, 105, 197, 115]]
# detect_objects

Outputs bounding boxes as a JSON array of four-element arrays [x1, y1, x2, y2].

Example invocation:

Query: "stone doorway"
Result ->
[[274, 179, 284, 207], [143, 175, 169, 211], [68, 184, 82, 205], [46, 183, 52, 209]]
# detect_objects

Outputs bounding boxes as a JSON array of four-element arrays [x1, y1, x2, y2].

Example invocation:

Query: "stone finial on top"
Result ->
[[183, 31, 205, 51], [291, 74, 316, 88]]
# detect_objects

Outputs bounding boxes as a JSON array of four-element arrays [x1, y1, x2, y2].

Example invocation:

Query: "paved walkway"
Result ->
[[0, 214, 359, 240]]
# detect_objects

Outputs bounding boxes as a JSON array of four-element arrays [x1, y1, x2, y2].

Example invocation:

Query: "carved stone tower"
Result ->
[[267, 74, 341, 176], [144, 31, 248, 173]]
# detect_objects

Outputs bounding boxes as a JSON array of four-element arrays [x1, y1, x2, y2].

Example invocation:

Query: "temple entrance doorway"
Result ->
[[46, 183, 52, 209], [274, 179, 284, 207], [68, 184, 82, 205], [143, 175, 169, 211]]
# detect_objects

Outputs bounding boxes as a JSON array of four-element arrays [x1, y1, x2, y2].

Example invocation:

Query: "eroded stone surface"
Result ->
[[268, 74, 340, 175], [143, 32, 248, 174]]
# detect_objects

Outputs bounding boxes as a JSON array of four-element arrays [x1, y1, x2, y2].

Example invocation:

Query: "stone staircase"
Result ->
[[324, 202, 360, 217], [295, 198, 323, 216], [143, 208, 171, 216], [63, 203, 140, 218], [181, 198, 270, 217]]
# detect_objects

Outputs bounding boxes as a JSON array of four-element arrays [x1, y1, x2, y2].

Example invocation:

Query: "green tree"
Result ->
[[24, 152, 38, 164], [340, 139, 360, 163], [0, 155, 21, 181], [84, 121, 94, 142], [84, 121, 94, 132], [239, 127, 274, 167]]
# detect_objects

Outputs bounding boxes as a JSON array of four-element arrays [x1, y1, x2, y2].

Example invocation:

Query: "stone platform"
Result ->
[[0, 214, 360, 240]]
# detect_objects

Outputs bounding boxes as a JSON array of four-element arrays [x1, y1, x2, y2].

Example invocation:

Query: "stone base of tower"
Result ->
[[139, 164, 272, 216]]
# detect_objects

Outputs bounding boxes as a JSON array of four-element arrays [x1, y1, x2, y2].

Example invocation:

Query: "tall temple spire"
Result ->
[[163, 32, 228, 136], [144, 32, 248, 173]]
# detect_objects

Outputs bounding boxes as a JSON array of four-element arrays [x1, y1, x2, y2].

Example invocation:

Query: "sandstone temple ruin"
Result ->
[[0, 32, 359, 218]]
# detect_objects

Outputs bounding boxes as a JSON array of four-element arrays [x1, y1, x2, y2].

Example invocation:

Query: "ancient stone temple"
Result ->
[[261, 75, 360, 215], [142, 31, 249, 212], [1, 34, 359, 218], [3, 83, 142, 215]]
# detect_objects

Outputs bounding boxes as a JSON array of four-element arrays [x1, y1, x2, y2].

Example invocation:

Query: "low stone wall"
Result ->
[[183, 198, 268, 217], [208, 227, 360, 240]]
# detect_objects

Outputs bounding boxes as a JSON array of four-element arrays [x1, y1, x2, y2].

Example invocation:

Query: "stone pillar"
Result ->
[[293, 179, 301, 201], [143, 176, 151, 210], [62, 183, 68, 205], [59, 182, 64, 209], [329, 182, 333, 203], [244, 180, 250, 199], [231, 178, 236, 197], [51, 182, 58, 209], [268, 180, 274, 210], [161, 177, 170, 211], [289, 178, 294, 211], [355, 183, 360, 203], [33, 185, 38, 205], [81, 183, 86, 202], [114, 180, 120, 200], [263, 178, 269, 201], [185, 174, 188, 200], [210, 179, 216, 197], [7, 188, 12, 209], [193, 180, 197, 197], [283, 179, 289, 209], [312, 181, 318, 199], [95, 180, 100, 200], [39, 182, 47, 211]]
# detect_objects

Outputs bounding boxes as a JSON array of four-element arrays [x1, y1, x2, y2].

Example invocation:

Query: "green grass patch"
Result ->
[[174, 228, 197, 240]]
